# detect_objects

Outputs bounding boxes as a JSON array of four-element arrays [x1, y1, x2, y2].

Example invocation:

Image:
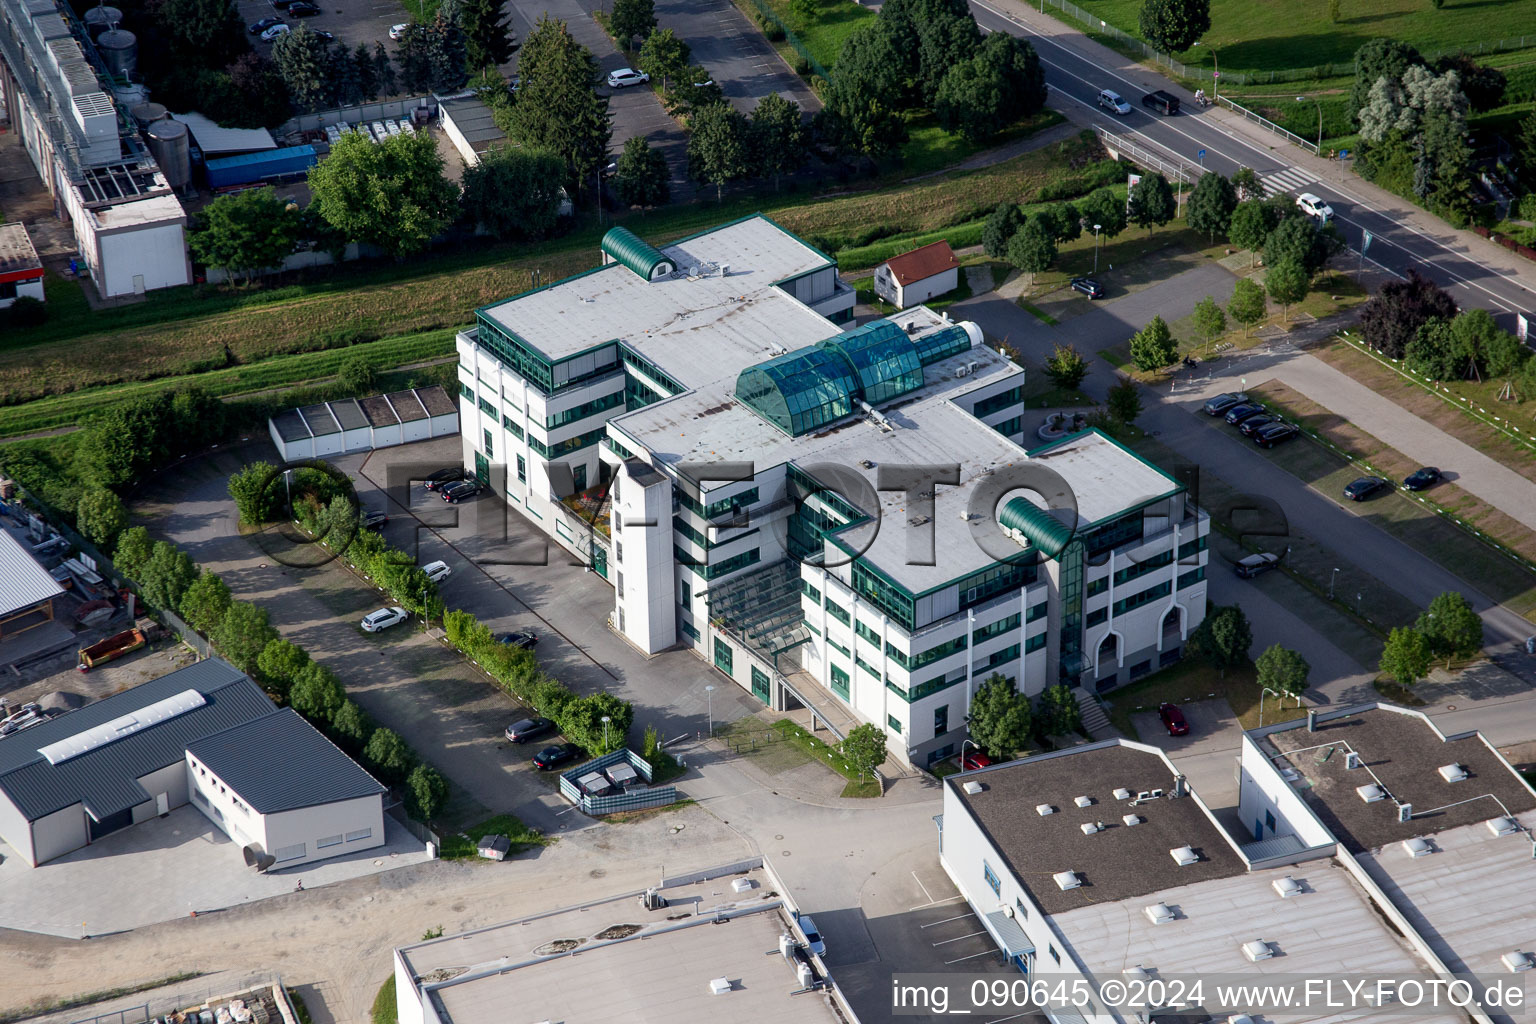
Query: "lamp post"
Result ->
[[1297, 95, 1322, 152], [1329, 567, 1339, 601], [704, 685, 715, 738], [601, 715, 612, 751], [1092, 224, 1102, 275], [1193, 42, 1219, 102], [961, 738, 981, 772]]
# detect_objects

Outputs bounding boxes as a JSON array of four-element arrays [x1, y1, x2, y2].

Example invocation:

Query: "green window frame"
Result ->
[[910, 634, 967, 670], [1025, 632, 1047, 653], [1087, 577, 1108, 598], [973, 386, 1023, 419], [516, 455, 526, 483], [545, 390, 624, 429], [478, 396, 496, 417], [674, 516, 709, 548], [1179, 566, 1206, 587], [887, 714, 902, 734], [1086, 607, 1108, 627], [830, 663, 850, 699], [1179, 535, 1209, 558], [1084, 513, 1144, 557], [459, 381, 473, 400], [855, 620, 880, 645], [603, 436, 635, 459], [801, 579, 821, 605], [973, 613, 1020, 645], [850, 560, 916, 631], [714, 637, 734, 675], [1115, 550, 1174, 585], [827, 638, 850, 657], [1112, 581, 1173, 615], [750, 665, 771, 703], [909, 674, 960, 701], [529, 426, 607, 459], [993, 416, 1023, 438], [977, 644, 1021, 672], [501, 413, 525, 439], [825, 599, 850, 626], [705, 547, 760, 580], [856, 654, 880, 678], [1026, 601, 1048, 622], [482, 428, 493, 459], [884, 642, 910, 668]]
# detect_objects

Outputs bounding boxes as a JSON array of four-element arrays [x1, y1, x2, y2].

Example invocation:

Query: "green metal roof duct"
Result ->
[[999, 497, 1075, 560], [601, 226, 675, 281]]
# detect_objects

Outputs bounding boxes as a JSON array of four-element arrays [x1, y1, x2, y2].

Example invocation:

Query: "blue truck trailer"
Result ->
[[204, 145, 318, 189]]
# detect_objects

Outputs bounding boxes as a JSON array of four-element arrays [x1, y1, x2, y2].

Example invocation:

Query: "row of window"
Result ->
[[1084, 513, 1143, 557], [678, 486, 761, 520], [855, 619, 880, 645], [973, 385, 1024, 419], [501, 413, 525, 440], [992, 415, 1023, 438], [546, 389, 624, 429], [973, 613, 1019, 644], [529, 426, 608, 459], [825, 598, 851, 626], [676, 546, 762, 580]]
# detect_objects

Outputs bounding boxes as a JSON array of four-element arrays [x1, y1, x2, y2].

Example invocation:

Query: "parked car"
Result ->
[[960, 750, 992, 771], [1403, 466, 1441, 491], [389, 22, 410, 39], [1158, 702, 1190, 736], [1202, 392, 1248, 416], [1070, 276, 1105, 299], [1343, 475, 1391, 501], [1142, 89, 1180, 115], [361, 509, 388, 530], [1097, 88, 1132, 114], [249, 15, 282, 33], [287, 1, 320, 15], [260, 23, 290, 40], [442, 480, 482, 503], [1296, 192, 1334, 223], [532, 742, 580, 770], [361, 606, 409, 633], [0, 702, 46, 736], [1237, 413, 1277, 437], [1224, 403, 1266, 425], [498, 630, 538, 649], [505, 717, 554, 743], [795, 913, 827, 957], [1234, 551, 1281, 578], [1254, 421, 1300, 448], [422, 560, 451, 584], [607, 67, 650, 88], [312, 29, 334, 40], [425, 467, 467, 491]]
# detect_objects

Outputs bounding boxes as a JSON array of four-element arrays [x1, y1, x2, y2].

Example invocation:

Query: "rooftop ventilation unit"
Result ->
[[1398, 802, 1413, 822], [1279, 767, 1302, 783], [1081, 821, 1105, 835], [797, 962, 815, 989], [1488, 816, 1520, 837], [1242, 940, 1274, 962], [1143, 902, 1175, 925], [1170, 846, 1198, 867], [1402, 837, 1433, 858], [1053, 871, 1082, 891], [709, 978, 731, 995], [731, 877, 755, 893], [1124, 966, 1151, 979], [1345, 751, 1362, 770], [963, 780, 983, 796], [1501, 952, 1535, 973], [859, 459, 875, 469], [1123, 814, 1143, 827], [1075, 795, 1093, 808], [1356, 784, 1387, 803], [1036, 804, 1056, 816], [908, 514, 931, 527], [1272, 876, 1303, 899], [1113, 787, 1132, 800], [1437, 763, 1468, 783]]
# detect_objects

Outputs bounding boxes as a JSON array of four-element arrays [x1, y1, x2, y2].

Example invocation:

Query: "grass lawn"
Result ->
[[897, 110, 1067, 179], [753, 0, 877, 73], [1102, 656, 1307, 738], [437, 813, 548, 859], [371, 978, 397, 1024]]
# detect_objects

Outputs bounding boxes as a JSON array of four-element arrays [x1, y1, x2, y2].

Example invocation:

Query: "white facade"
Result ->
[[0, 277, 44, 309], [874, 262, 957, 309]]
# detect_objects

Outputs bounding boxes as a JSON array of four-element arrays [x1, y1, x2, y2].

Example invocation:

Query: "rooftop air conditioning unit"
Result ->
[[1242, 940, 1274, 962], [1272, 876, 1303, 899], [1501, 952, 1535, 973], [1075, 795, 1093, 808], [1437, 763, 1469, 783], [1356, 784, 1386, 803], [1036, 804, 1056, 816], [955, 366, 971, 378], [709, 977, 731, 995], [1053, 871, 1082, 891], [1123, 814, 1143, 827], [1113, 788, 1132, 800], [1402, 837, 1432, 858], [1345, 751, 1362, 770], [1170, 846, 1198, 867], [1488, 816, 1520, 837], [732, 877, 755, 893], [963, 780, 983, 796], [1143, 902, 1175, 925], [1080, 821, 1104, 835]]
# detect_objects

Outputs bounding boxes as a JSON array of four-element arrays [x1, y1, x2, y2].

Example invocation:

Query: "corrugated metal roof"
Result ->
[[329, 399, 368, 431], [0, 660, 275, 822], [186, 708, 384, 813], [601, 226, 673, 280], [169, 111, 276, 156], [0, 528, 65, 620]]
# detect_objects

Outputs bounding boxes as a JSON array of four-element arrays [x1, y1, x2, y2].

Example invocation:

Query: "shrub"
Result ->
[[7, 295, 47, 327], [792, 54, 810, 76], [328, 699, 374, 754], [404, 764, 448, 821], [214, 600, 279, 674], [257, 638, 311, 696], [290, 662, 346, 719], [363, 726, 418, 784]]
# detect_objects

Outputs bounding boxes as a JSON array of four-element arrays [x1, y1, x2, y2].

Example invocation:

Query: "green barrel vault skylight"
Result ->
[[600, 226, 675, 281], [815, 319, 923, 406]]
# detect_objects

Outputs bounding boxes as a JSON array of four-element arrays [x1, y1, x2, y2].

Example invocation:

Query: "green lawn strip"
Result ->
[[371, 978, 398, 1024], [769, 718, 873, 782], [840, 779, 883, 798], [437, 813, 548, 859], [751, 0, 877, 73], [1021, 303, 1059, 326], [1100, 657, 1305, 738]]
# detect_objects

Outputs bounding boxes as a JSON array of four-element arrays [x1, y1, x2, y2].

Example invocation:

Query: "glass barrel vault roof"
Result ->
[[815, 319, 923, 406], [735, 346, 861, 436]]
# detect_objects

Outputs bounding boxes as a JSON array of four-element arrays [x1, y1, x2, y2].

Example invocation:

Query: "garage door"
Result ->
[[88, 807, 133, 840]]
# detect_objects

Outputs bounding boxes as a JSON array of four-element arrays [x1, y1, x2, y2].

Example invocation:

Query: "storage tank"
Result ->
[[130, 101, 168, 127], [95, 29, 137, 78], [83, 5, 122, 39], [145, 118, 190, 188]]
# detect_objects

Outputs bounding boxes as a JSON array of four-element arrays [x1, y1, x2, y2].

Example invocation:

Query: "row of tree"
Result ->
[[966, 677, 1086, 761], [1358, 271, 1531, 383], [1379, 591, 1483, 687], [980, 178, 1171, 285]]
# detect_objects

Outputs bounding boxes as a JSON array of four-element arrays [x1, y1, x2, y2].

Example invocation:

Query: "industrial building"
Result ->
[[0, 221, 45, 307], [454, 215, 1208, 766], [938, 704, 1536, 1024], [0, 0, 191, 296], [0, 516, 65, 640], [392, 860, 858, 1024], [0, 659, 385, 868]]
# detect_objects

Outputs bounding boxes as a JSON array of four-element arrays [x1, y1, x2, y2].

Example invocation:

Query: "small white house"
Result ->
[[0, 223, 45, 309], [873, 239, 958, 309]]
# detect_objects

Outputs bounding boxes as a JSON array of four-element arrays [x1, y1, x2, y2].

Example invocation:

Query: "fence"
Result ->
[[1093, 125, 1192, 184], [1216, 96, 1320, 156], [59, 973, 291, 1024], [557, 748, 681, 815], [737, 0, 828, 79], [278, 96, 435, 136], [387, 801, 442, 849]]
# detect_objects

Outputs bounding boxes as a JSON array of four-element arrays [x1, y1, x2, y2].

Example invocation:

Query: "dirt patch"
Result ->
[[417, 967, 468, 984], [594, 924, 642, 940], [532, 939, 585, 955]]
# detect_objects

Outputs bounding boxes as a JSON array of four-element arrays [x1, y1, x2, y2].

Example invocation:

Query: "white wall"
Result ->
[[1237, 734, 1340, 849], [613, 461, 676, 654], [897, 268, 958, 309], [131, 761, 189, 823], [31, 803, 88, 866], [262, 794, 384, 867], [0, 790, 38, 866], [0, 277, 44, 308], [97, 221, 189, 297]]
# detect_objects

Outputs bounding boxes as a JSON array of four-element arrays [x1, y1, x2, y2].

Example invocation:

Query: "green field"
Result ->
[[753, 0, 877, 72]]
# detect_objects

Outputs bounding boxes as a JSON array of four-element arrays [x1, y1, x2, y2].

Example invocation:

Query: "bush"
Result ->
[[290, 662, 346, 719], [404, 764, 448, 821], [7, 295, 47, 327], [792, 55, 811, 76], [328, 699, 373, 755], [363, 726, 418, 784]]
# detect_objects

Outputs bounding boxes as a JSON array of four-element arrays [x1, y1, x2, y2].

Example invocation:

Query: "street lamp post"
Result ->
[[1193, 42, 1219, 102], [961, 738, 981, 772], [1329, 567, 1339, 601], [1092, 224, 1102, 274], [601, 714, 612, 751], [704, 685, 715, 738], [1298, 95, 1322, 152]]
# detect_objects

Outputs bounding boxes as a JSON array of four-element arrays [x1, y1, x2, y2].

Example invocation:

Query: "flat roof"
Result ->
[[186, 708, 384, 813], [0, 223, 43, 278], [0, 528, 65, 621], [386, 390, 426, 422], [299, 403, 340, 437], [416, 385, 455, 416], [950, 741, 1247, 915], [438, 95, 504, 147], [1024, 428, 1183, 527], [359, 395, 399, 427], [328, 399, 368, 431], [170, 111, 276, 155], [86, 192, 186, 229], [270, 408, 310, 443], [1262, 706, 1536, 854]]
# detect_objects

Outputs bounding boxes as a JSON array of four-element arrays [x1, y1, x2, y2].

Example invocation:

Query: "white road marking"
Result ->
[[920, 912, 975, 929], [933, 929, 989, 945], [911, 870, 934, 903]]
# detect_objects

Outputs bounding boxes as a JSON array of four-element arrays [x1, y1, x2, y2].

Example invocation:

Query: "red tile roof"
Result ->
[[883, 240, 957, 286]]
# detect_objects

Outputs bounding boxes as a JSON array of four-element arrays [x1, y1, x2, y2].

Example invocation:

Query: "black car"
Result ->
[[1403, 466, 1441, 491], [1202, 392, 1248, 416], [505, 717, 553, 743], [1254, 421, 1299, 448], [442, 480, 482, 503], [288, 2, 320, 15], [361, 508, 388, 530], [248, 15, 283, 33], [1142, 89, 1180, 115], [1235, 551, 1281, 578], [313, 28, 334, 39], [1237, 413, 1277, 437], [1343, 475, 1391, 501], [425, 467, 467, 491], [498, 630, 538, 649], [532, 742, 580, 770], [1070, 277, 1105, 299], [1225, 403, 1266, 425]]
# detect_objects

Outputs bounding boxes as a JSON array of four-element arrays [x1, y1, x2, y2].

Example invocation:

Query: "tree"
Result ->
[[1263, 256, 1309, 318], [1129, 314, 1178, 370], [179, 571, 232, 635], [1358, 270, 1458, 359], [423, 12, 469, 92], [750, 93, 809, 191], [506, 17, 612, 187], [290, 662, 347, 720], [460, 146, 566, 239], [363, 726, 418, 784], [140, 540, 199, 612], [1127, 172, 1175, 234], [933, 32, 1045, 143], [77, 488, 128, 550], [1228, 198, 1276, 265], [1138, 0, 1210, 52], [1228, 277, 1266, 335], [404, 764, 449, 820], [334, 355, 376, 396], [308, 132, 458, 261], [459, 0, 514, 70], [1416, 590, 1482, 667], [214, 601, 279, 674], [561, 692, 633, 753], [373, 42, 398, 96], [257, 637, 311, 696], [1379, 626, 1431, 687], [1190, 604, 1252, 676], [638, 27, 690, 91], [664, 66, 725, 117], [609, 0, 656, 45], [73, 391, 176, 490], [612, 135, 670, 209], [272, 23, 333, 112], [1077, 187, 1127, 239], [982, 203, 1024, 259], [229, 461, 281, 525], [1231, 166, 1262, 201], [1193, 295, 1227, 345], [966, 673, 1033, 760], [1433, 53, 1505, 112], [158, 0, 244, 57], [1037, 683, 1082, 736], [1265, 214, 1338, 276], [1044, 343, 1089, 390], [915, 10, 981, 105], [1405, 317, 1460, 381], [1350, 38, 1424, 122], [226, 54, 291, 129], [824, 24, 908, 157], [115, 526, 154, 580], [189, 188, 302, 285], [1256, 644, 1310, 697], [1187, 171, 1237, 240], [328, 700, 373, 755], [1106, 376, 1143, 427], [327, 43, 363, 107], [396, 23, 434, 92], [1006, 215, 1056, 283], [841, 722, 888, 778], [1449, 307, 1520, 377], [687, 103, 751, 200]]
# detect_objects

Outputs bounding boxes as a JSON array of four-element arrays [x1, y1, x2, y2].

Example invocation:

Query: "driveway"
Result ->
[[646, 0, 820, 115]]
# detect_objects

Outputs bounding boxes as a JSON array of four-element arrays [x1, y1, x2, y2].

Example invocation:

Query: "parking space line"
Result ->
[[933, 929, 988, 946], [911, 870, 934, 904], [920, 912, 973, 929], [908, 894, 966, 911], [946, 948, 1002, 965]]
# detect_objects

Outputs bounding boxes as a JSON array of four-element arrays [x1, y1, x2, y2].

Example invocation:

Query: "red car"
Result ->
[[1158, 702, 1189, 736], [960, 750, 992, 771]]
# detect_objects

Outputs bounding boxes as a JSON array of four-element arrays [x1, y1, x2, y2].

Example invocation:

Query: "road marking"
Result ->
[[911, 870, 934, 903], [920, 912, 975, 929], [1261, 167, 1313, 197], [946, 948, 1004, 964], [933, 929, 989, 945], [908, 893, 967, 911]]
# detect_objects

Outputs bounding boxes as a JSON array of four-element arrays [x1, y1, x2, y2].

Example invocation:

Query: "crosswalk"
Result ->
[[1261, 167, 1314, 198]]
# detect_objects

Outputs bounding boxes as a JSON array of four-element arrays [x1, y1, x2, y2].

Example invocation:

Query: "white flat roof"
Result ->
[[87, 192, 186, 229], [0, 528, 65, 620], [1022, 428, 1184, 527]]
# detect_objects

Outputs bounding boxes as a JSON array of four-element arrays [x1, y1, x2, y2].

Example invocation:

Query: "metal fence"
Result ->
[[386, 801, 442, 849], [737, 0, 828, 79], [558, 749, 681, 815], [61, 973, 290, 1024], [1216, 96, 1320, 156], [1093, 125, 1192, 184]]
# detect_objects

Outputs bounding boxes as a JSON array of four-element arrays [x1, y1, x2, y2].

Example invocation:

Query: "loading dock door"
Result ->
[[88, 807, 133, 840]]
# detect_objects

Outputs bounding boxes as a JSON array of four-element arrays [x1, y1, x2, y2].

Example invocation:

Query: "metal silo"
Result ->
[[82, 6, 122, 39], [145, 118, 191, 188], [95, 29, 137, 78], [130, 101, 169, 127]]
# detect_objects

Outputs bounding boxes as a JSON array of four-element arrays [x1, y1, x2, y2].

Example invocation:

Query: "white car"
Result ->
[[1296, 192, 1334, 223], [422, 560, 451, 584], [261, 23, 290, 40], [389, 22, 410, 39], [361, 606, 409, 633], [795, 913, 826, 958], [607, 67, 650, 89], [1097, 88, 1131, 114]]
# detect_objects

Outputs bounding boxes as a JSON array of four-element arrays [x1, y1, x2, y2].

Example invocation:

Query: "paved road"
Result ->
[[633, 0, 820, 115], [969, 0, 1536, 329]]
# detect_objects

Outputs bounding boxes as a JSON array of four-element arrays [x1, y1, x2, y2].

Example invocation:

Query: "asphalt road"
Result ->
[[969, 0, 1536, 329]]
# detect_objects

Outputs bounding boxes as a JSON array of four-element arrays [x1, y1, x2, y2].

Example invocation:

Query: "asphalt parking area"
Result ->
[[653, 0, 820, 114], [237, 0, 411, 58]]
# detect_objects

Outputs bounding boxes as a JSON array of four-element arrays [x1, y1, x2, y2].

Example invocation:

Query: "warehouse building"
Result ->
[[0, 222, 45, 307], [454, 216, 1207, 765], [0, 520, 65, 640], [0, 659, 384, 868]]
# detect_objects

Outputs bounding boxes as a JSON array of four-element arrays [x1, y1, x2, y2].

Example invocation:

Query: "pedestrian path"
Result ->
[[1261, 167, 1314, 198]]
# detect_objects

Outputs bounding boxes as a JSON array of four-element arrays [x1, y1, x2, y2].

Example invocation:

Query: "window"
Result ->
[[973, 613, 1020, 644], [274, 842, 307, 862], [1179, 535, 1209, 558], [973, 385, 1024, 418], [1160, 647, 1181, 666], [850, 560, 916, 631], [516, 455, 526, 483], [1015, 898, 1029, 920], [483, 428, 493, 459], [1026, 602, 1047, 622], [529, 426, 607, 459], [750, 665, 771, 703], [1084, 513, 1143, 557], [856, 619, 880, 645], [1025, 632, 1047, 653], [702, 547, 760, 580], [1178, 566, 1206, 588], [1113, 581, 1173, 615], [1265, 809, 1276, 832], [479, 396, 496, 417], [556, 520, 574, 542], [1115, 550, 1174, 585], [192, 788, 208, 806], [345, 828, 373, 842], [674, 516, 709, 548], [1049, 944, 1061, 965], [983, 860, 1002, 896], [680, 577, 691, 608], [714, 637, 734, 675], [317, 834, 344, 849], [884, 641, 910, 668], [934, 705, 948, 736], [887, 713, 902, 734], [856, 654, 880, 678], [459, 381, 473, 400], [1129, 658, 1153, 680], [825, 599, 850, 626], [677, 487, 760, 520], [909, 673, 961, 702], [545, 390, 624, 429], [827, 638, 850, 657], [501, 413, 524, 439], [1087, 577, 1108, 598], [952, 560, 1039, 614], [0, 281, 18, 300], [993, 415, 1023, 438], [830, 663, 850, 699], [910, 634, 967, 669], [1086, 608, 1108, 627], [977, 644, 1020, 672], [681, 620, 700, 641], [801, 579, 821, 605]]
